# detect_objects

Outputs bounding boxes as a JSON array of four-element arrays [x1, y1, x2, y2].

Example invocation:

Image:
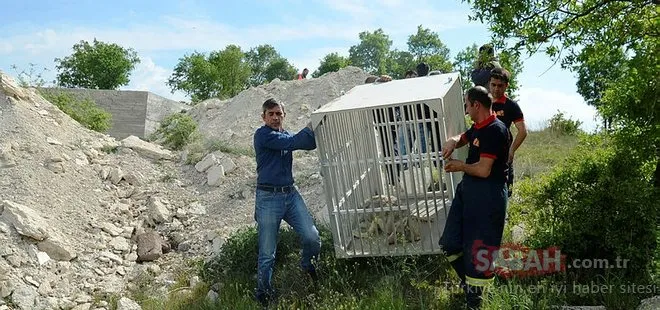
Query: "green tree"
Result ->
[[465, 0, 658, 185], [168, 45, 251, 102], [167, 52, 222, 103], [453, 44, 522, 97], [348, 29, 393, 75], [573, 42, 627, 129], [497, 48, 523, 98], [385, 50, 416, 79], [245, 44, 297, 86], [209, 45, 252, 98], [452, 44, 478, 92], [55, 39, 140, 89], [312, 52, 351, 77], [407, 25, 452, 73]]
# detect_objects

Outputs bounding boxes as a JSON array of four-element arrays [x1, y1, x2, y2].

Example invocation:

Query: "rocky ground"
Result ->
[[2, 67, 656, 310], [0, 67, 369, 310]]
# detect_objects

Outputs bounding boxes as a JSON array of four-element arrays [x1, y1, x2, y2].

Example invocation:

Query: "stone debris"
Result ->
[[0, 67, 364, 308]]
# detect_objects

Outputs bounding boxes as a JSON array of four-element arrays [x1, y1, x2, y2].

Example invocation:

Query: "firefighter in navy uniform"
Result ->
[[439, 86, 510, 309], [488, 68, 527, 197]]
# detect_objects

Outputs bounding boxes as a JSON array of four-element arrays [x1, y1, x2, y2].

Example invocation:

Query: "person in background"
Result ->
[[488, 67, 527, 197], [470, 44, 502, 89], [416, 62, 430, 77], [405, 70, 418, 79], [367, 75, 401, 187], [297, 68, 309, 80], [253, 98, 320, 307]]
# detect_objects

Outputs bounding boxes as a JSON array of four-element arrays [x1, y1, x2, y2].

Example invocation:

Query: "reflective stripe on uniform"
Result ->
[[466, 276, 494, 287], [447, 252, 463, 262]]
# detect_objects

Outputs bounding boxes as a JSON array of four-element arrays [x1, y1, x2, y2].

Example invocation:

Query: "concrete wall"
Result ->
[[145, 92, 188, 138], [40, 88, 187, 140]]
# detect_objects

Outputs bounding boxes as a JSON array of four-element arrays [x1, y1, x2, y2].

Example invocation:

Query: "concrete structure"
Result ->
[[40, 88, 188, 139]]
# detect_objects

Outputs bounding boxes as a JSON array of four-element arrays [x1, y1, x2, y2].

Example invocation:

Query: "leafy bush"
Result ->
[[548, 110, 583, 136], [513, 136, 658, 282], [200, 225, 462, 309], [40, 91, 112, 133], [152, 113, 199, 151]]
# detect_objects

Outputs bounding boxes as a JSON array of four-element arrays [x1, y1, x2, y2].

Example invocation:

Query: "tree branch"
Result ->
[[519, 6, 552, 23]]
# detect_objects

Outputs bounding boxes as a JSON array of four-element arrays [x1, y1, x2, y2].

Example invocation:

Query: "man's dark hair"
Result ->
[[466, 86, 493, 110], [489, 67, 511, 84], [404, 70, 417, 78], [262, 98, 285, 114], [416, 63, 430, 76]]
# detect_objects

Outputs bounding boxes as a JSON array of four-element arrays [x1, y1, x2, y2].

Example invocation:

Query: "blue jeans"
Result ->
[[399, 123, 428, 156], [254, 188, 321, 300]]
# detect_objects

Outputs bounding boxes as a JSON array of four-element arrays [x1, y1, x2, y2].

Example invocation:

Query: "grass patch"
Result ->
[[151, 123, 656, 309], [205, 139, 254, 157], [153, 226, 469, 309], [101, 145, 119, 154], [513, 127, 581, 180], [184, 137, 255, 165]]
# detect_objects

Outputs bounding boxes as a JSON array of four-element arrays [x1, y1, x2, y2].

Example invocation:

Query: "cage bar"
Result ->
[[312, 73, 467, 258]]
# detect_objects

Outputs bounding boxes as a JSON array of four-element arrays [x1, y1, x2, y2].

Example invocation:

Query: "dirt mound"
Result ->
[[190, 66, 370, 149], [0, 66, 369, 309], [0, 72, 210, 309]]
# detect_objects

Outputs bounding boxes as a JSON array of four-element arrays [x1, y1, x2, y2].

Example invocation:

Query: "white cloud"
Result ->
[[289, 46, 351, 75], [124, 57, 187, 101], [0, 16, 366, 58], [517, 87, 600, 132], [0, 42, 13, 53]]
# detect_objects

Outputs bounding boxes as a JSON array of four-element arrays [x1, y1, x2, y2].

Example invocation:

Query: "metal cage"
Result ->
[[311, 73, 468, 258]]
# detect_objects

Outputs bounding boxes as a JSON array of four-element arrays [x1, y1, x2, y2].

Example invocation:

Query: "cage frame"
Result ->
[[311, 72, 468, 258]]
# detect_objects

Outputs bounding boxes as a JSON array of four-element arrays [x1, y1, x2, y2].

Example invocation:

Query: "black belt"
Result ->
[[257, 184, 295, 193]]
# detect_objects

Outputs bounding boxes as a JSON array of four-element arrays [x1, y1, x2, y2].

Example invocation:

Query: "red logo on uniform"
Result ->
[[472, 138, 480, 147]]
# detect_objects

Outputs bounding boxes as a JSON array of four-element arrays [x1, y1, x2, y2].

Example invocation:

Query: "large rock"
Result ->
[[148, 197, 171, 224], [195, 153, 218, 172], [117, 297, 142, 310], [219, 156, 236, 174], [638, 296, 660, 310], [136, 232, 163, 262], [109, 167, 124, 185], [109, 237, 131, 253], [207, 165, 225, 186], [37, 236, 77, 261], [0, 72, 29, 100], [1, 200, 49, 240], [121, 135, 173, 160], [100, 222, 123, 237], [10, 284, 37, 310]]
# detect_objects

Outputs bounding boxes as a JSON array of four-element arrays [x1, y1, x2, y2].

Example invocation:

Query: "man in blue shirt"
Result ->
[[253, 98, 320, 307]]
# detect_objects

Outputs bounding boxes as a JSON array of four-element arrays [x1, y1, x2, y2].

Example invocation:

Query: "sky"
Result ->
[[0, 0, 600, 131]]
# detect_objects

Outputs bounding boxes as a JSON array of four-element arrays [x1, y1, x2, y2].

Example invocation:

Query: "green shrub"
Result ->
[[514, 136, 658, 282], [200, 225, 461, 309], [548, 110, 583, 136], [40, 91, 112, 132], [153, 113, 199, 150]]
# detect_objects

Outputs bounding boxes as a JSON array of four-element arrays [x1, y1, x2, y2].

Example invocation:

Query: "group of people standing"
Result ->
[[250, 44, 527, 309]]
